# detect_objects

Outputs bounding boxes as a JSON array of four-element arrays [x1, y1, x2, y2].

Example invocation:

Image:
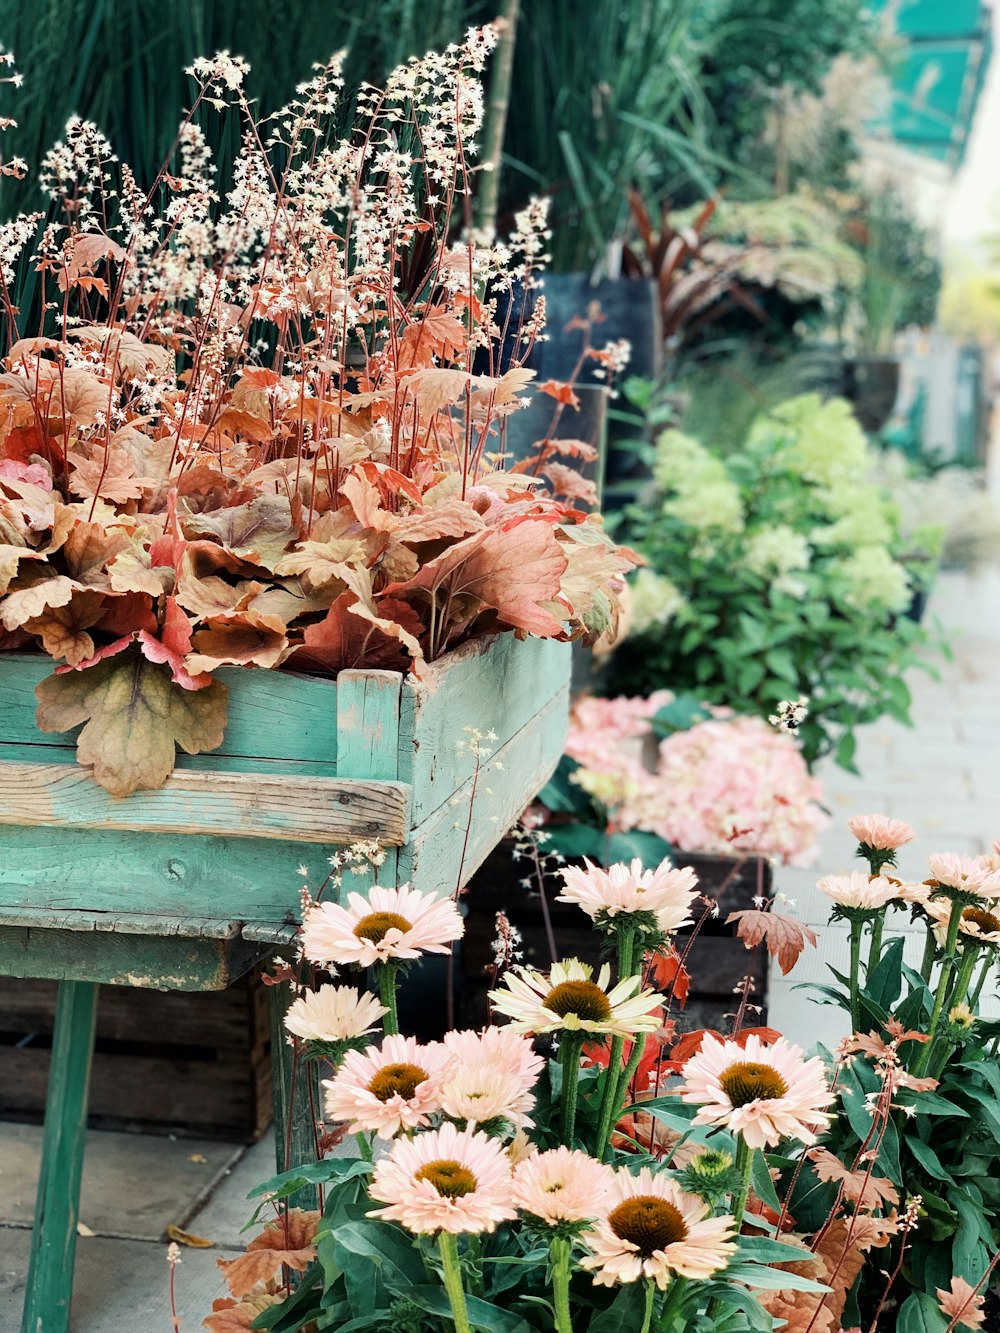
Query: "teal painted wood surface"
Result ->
[[21, 980, 98, 1333], [335, 669, 403, 893], [0, 654, 340, 770]]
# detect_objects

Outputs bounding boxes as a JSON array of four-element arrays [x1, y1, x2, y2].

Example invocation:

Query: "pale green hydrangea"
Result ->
[[654, 429, 745, 533], [629, 568, 686, 635], [834, 545, 911, 613], [745, 524, 811, 576], [750, 393, 869, 490], [811, 486, 899, 549]]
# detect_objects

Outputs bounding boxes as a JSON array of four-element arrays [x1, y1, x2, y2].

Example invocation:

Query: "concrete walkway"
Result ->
[[1, 568, 998, 1332]]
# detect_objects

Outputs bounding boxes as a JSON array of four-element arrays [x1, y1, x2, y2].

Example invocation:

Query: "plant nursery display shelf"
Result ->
[[0, 630, 571, 1333]]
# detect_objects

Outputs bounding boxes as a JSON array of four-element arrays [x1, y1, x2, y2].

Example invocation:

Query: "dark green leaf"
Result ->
[[895, 1290, 948, 1333]]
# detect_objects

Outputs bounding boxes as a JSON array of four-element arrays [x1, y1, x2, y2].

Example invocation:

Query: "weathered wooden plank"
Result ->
[[0, 923, 265, 990], [0, 653, 340, 769], [21, 980, 98, 1333], [0, 827, 334, 923], [336, 669, 402, 892], [0, 741, 339, 777], [399, 634, 571, 826], [0, 761, 409, 845], [269, 983, 322, 1209], [398, 683, 569, 897]]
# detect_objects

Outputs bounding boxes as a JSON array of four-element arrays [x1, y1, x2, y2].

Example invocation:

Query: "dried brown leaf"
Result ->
[[808, 1148, 899, 1212], [727, 908, 818, 976], [937, 1276, 986, 1330], [216, 1209, 319, 1299], [23, 589, 106, 665], [67, 445, 144, 504]]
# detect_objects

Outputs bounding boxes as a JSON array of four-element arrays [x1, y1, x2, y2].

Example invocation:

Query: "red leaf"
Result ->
[[727, 908, 818, 976], [648, 947, 690, 1007], [137, 597, 213, 691], [290, 591, 421, 675], [538, 380, 580, 408]]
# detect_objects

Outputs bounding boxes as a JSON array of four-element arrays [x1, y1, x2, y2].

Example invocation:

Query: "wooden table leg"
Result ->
[[21, 980, 99, 1333], [268, 982, 322, 1210]]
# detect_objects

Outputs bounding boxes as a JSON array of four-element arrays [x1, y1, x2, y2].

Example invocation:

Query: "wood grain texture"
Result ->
[[0, 653, 340, 769], [400, 634, 571, 825], [0, 760, 410, 845], [398, 683, 570, 897], [269, 982, 321, 1209], [335, 669, 402, 893]]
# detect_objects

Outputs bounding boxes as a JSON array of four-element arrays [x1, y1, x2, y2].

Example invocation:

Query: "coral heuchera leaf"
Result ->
[[34, 653, 228, 796]]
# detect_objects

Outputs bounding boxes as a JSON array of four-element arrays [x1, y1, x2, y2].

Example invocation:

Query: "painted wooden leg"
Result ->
[[21, 980, 99, 1333], [268, 981, 322, 1210]]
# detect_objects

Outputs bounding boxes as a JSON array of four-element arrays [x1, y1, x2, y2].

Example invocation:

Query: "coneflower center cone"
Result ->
[[718, 1061, 788, 1107], [543, 980, 613, 1022], [415, 1160, 478, 1198], [964, 906, 1000, 934], [368, 1063, 427, 1101], [354, 911, 412, 942], [608, 1197, 688, 1256]]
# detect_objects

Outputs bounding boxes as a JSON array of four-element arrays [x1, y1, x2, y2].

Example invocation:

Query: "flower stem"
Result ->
[[437, 1232, 472, 1333], [560, 1034, 585, 1146], [639, 1278, 655, 1333], [867, 913, 885, 976], [355, 1132, 373, 1162], [914, 899, 964, 1077], [550, 1236, 574, 1333], [377, 963, 400, 1036], [594, 928, 637, 1158], [848, 918, 863, 1033], [730, 1136, 754, 1233], [971, 953, 993, 1009], [919, 927, 938, 984]]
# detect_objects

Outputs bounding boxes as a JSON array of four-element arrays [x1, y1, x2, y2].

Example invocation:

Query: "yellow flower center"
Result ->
[[543, 980, 613, 1023], [354, 910, 411, 943], [718, 1061, 788, 1107], [963, 906, 1000, 936], [414, 1159, 478, 1198], [608, 1196, 688, 1256], [368, 1062, 427, 1102]]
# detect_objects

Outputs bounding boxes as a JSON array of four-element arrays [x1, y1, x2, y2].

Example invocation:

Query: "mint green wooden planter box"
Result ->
[[0, 631, 570, 1333], [0, 631, 571, 983]]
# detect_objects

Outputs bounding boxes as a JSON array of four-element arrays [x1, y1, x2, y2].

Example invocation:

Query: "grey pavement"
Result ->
[[1, 571, 998, 1331]]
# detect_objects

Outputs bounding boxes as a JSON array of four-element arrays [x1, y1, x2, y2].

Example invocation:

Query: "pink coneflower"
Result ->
[[440, 1028, 544, 1127], [557, 857, 697, 935], [489, 959, 664, 1039], [816, 872, 899, 913], [848, 814, 915, 853], [679, 1034, 833, 1150], [511, 1148, 614, 1227], [368, 1122, 516, 1235], [927, 853, 1000, 902], [283, 985, 386, 1044], [322, 1033, 452, 1139], [300, 884, 464, 969], [579, 1167, 735, 1288], [924, 896, 1000, 949]]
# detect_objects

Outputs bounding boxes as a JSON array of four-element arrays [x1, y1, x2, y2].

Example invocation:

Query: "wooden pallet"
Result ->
[[0, 973, 272, 1140]]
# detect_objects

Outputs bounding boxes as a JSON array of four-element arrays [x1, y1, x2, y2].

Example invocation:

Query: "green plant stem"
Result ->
[[848, 918, 863, 1033], [971, 954, 993, 1009], [867, 913, 885, 975], [437, 1232, 472, 1333], [594, 928, 637, 1158], [377, 963, 400, 1036], [550, 1236, 574, 1333], [730, 1137, 754, 1233], [919, 928, 938, 985], [355, 1132, 373, 1162], [560, 1034, 585, 1146], [914, 900, 964, 1077], [639, 1279, 655, 1333], [929, 944, 981, 1080]]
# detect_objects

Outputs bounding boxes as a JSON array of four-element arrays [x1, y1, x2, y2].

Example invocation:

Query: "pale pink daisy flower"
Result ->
[[368, 1122, 516, 1235], [557, 857, 697, 934], [848, 814, 915, 852], [512, 1148, 613, 1226], [322, 1033, 452, 1139], [928, 853, 1000, 901], [579, 1166, 735, 1288], [924, 896, 1000, 949], [817, 872, 899, 913], [679, 1033, 833, 1150], [284, 985, 387, 1043], [300, 884, 463, 969], [489, 958, 664, 1039], [440, 1028, 544, 1127]]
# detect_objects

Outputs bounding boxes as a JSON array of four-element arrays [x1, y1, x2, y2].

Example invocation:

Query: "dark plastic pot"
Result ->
[[842, 356, 901, 434]]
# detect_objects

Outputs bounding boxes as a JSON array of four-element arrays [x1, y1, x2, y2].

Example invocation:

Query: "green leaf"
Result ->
[[905, 1135, 955, 1185], [405, 1283, 539, 1332], [650, 694, 713, 735], [249, 1157, 371, 1201], [865, 936, 904, 1010], [606, 829, 675, 868], [750, 1150, 782, 1215], [540, 823, 605, 862], [834, 729, 858, 773], [328, 1220, 427, 1290], [722, 1262, 828, 1292], [895, 1290, 948, 1333], [537, 754, 591, 815], [736, 1236, 815, 1265], [586, 1284, 646, 1332]]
